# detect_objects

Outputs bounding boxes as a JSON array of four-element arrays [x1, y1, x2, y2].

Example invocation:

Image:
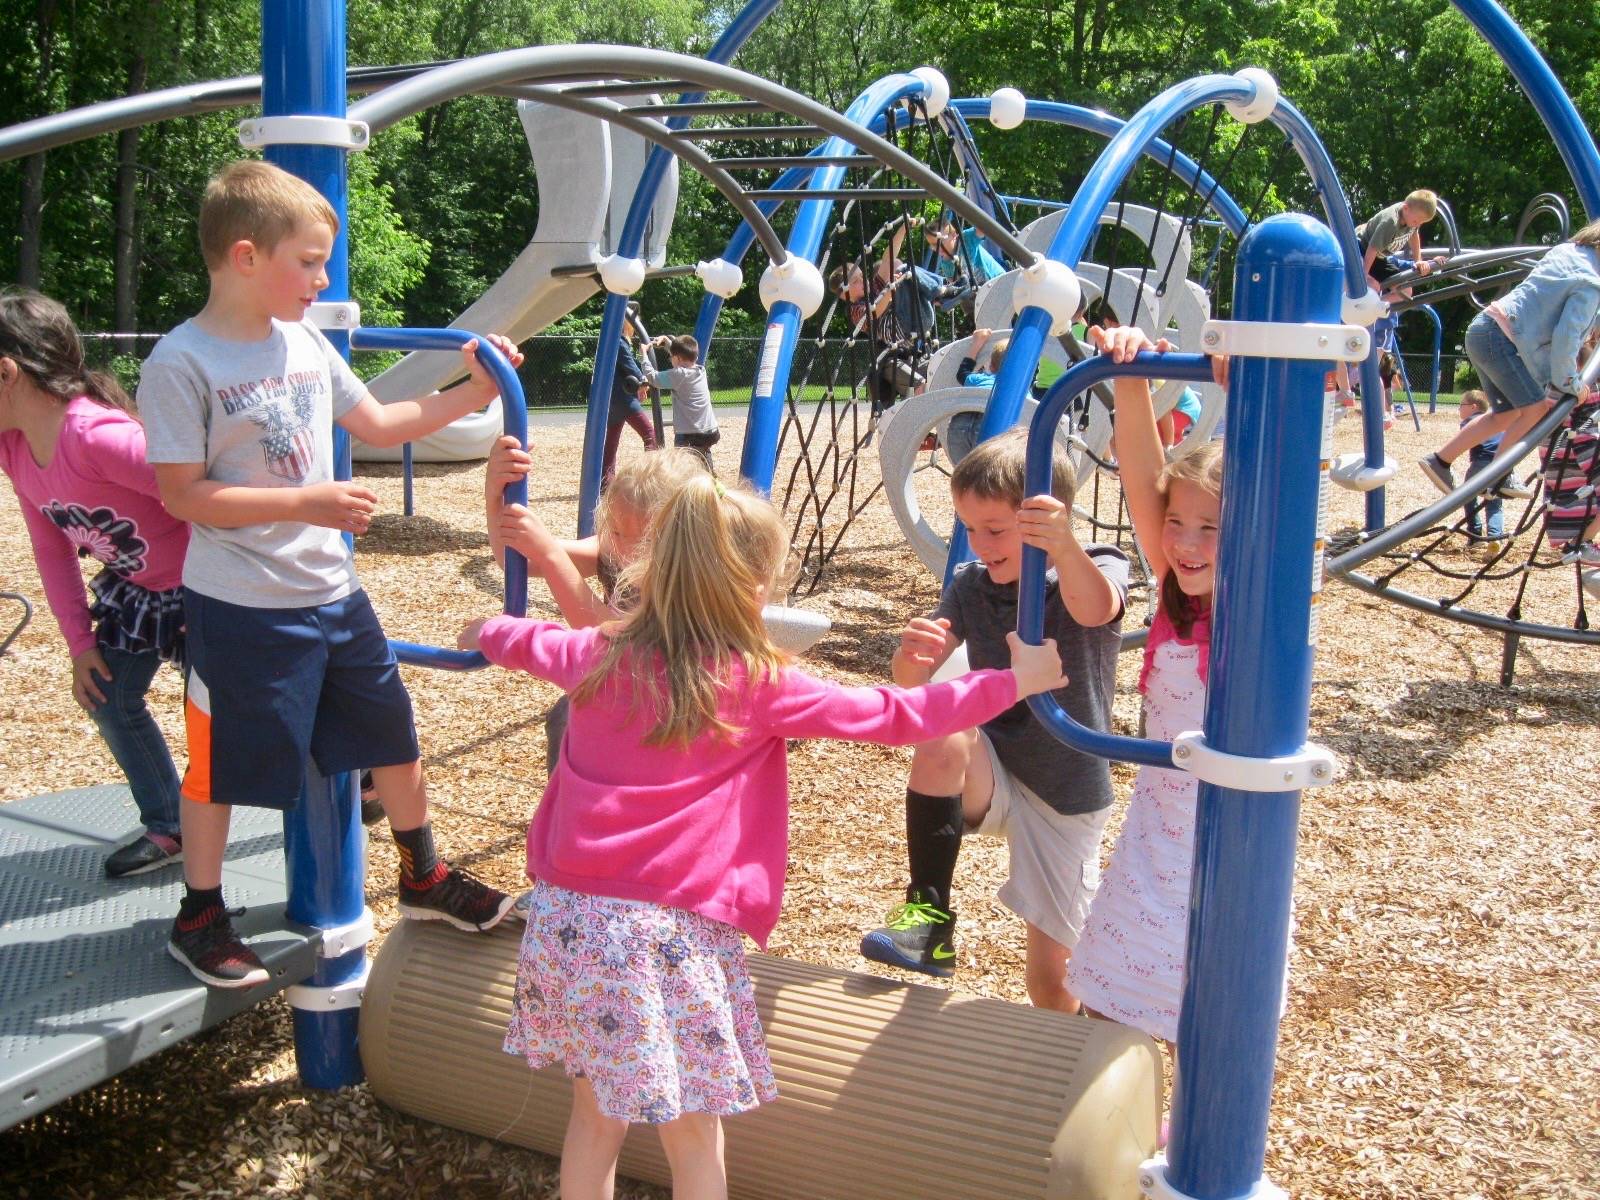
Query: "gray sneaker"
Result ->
[[1418, 453, 1456, 494], [105, 832, 183, 878]]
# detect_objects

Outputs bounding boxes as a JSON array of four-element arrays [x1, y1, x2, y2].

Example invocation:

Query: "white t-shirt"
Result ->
[[138, 317, 367, 608]]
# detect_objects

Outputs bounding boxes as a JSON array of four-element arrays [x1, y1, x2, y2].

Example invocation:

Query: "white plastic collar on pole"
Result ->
[[988, 87, 1027, 130], [910, 67, 950, 119], [1140, 1155, 1286, 1200], [1224, 68, 1279, 124], [1342, 287, 1387, 328], [285, 960, 370, 1014], [596, 253, 647, 295], [1012, 257, 1082, 336], [1170, 731, 1337, 791], [1329, 452, 1398, 491], [238, 115, 370, 151], [759, 256, 825, 318], [1200, 319, 1370, 363], [307, 301, 361, 331], [696, 258, 744, 299], [314, 908, 375, 959]]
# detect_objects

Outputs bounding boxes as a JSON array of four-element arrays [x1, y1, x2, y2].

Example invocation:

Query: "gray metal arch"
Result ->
[[345, 45, 1034, 267]]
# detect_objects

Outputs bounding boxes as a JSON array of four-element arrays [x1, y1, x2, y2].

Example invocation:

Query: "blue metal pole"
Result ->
[[1450, 0, 1600, 220], [261, 0, 365, 1091], [1416, 303, 1443, 413], [576, 0, 780, 535], [1165, 213, 1340, 1199], [737, 74, 928, 493]]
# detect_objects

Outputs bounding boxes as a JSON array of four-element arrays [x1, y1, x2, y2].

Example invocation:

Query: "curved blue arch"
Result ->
[[949, 97, 1250, 234], [738, 72, 932, 491], [575, 0, 781, 535]]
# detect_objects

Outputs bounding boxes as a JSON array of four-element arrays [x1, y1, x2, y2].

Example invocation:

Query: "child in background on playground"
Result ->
[[1066, 323, 1222, 1046], [139, 160, 520, 988], [1541, 328, 1600, 576], [640, 333, 719, 469], [484, 438, 704, 767], [1357, 189, 1447, 297], [944, 326, 1010, 463], [0, 289, 187, 878], [458, 474, 1069, 1200], [1420, 218, 1600, 504], [860, 429, 1129, 1012], [1159, 386, 1204, 448], [1457, 390, 1505, 553], [600, 316, 657, 490]]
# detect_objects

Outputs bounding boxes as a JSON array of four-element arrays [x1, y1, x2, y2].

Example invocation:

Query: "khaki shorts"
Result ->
[[970, 731, 1111, 951]]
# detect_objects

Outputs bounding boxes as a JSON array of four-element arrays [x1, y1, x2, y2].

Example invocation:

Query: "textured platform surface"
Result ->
[[0, 786, 315, 1131]]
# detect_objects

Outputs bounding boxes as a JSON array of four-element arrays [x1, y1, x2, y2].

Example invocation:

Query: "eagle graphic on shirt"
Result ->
[[249, 390, 318, 482]]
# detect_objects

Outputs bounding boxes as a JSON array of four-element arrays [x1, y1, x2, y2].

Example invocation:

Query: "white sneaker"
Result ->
[[1561, 541, 1600, 565]]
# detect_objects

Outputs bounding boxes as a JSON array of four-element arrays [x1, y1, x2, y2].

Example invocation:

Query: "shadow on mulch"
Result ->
[[0, 1001, 292, 1199], [1317, 672, 1600, 783], [361, 513, 488, 557]]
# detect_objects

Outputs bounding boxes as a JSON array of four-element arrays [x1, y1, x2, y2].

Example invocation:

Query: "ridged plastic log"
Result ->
[[362, 919, 1161, 1199]]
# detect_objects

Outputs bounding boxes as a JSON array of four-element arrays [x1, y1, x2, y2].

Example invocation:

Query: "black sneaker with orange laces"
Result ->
[[167, 905, 269, 989], [398, 865, 514, 932]]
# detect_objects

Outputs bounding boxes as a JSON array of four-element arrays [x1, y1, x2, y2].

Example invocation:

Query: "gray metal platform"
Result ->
[[0, 785, 318, 1131]]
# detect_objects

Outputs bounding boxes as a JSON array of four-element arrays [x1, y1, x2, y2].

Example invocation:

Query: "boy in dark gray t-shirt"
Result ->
[[861, 430, 1127, 1010]]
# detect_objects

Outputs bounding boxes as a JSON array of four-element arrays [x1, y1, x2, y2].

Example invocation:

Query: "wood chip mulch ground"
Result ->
[[1, 405, 1595, 1199]]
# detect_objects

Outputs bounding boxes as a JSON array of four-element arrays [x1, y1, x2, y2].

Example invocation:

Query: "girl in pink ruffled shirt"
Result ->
[[458, 472, 1067, 1200], [0, 290, 188, 878]]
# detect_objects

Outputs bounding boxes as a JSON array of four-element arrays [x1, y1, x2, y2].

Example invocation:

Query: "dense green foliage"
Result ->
[[1, 0, 1595, 358]]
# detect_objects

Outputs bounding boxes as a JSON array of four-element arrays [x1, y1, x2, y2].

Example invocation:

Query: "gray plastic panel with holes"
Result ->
[[0, 786, 318, 1131]]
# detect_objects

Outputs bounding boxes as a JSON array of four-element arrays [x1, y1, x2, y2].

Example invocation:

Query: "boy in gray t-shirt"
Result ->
[[640, 333, 720, 469], [860, 430, 1127, 1010], [139, 160, 523, 989]]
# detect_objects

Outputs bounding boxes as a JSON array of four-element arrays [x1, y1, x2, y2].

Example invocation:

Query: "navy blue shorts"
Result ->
[[181, 588, 420, 809]]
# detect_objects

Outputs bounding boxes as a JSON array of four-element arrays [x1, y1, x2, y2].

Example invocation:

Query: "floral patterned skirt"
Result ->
[[503, 881, 779, 1123]]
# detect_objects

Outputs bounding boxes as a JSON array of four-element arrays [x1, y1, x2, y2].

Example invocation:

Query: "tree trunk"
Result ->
[[16, 0, 59, 287], [113, 30, 152, 332]]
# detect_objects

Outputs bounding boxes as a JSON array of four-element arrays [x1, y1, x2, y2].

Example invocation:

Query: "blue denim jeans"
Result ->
[[87, 645, 182, 838], [1466, 312, 1546, 413]]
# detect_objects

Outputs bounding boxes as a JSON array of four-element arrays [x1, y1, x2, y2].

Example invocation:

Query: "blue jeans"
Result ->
[[87, 645, 182, 838], [1466, 312, 1545, 413], [1464, 494, 1505, 538]]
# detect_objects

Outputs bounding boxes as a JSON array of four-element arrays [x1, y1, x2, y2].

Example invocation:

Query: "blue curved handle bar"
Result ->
[[348, 326, 528, 669], [1018, 351, 1213, 768]]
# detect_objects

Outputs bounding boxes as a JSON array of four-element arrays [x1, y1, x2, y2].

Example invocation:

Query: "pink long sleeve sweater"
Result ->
[[478, 615, 1020, 947], [0, 398, 188, 656]]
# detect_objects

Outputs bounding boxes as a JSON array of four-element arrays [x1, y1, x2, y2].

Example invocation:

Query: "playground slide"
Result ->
[[354, 92, 678, 462]]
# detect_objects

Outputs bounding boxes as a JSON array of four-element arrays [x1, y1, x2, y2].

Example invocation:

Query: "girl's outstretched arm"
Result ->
[[1090, 324, 1172, 578]]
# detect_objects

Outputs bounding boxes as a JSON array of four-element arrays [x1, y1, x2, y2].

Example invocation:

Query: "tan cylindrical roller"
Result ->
[[362, 919, 1161, 1199]]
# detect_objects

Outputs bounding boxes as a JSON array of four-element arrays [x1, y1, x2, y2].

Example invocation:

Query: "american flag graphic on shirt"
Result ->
[[249, 391, 318, 482]]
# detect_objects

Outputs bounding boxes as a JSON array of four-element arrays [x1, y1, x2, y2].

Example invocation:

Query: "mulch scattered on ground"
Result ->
[[1, 404, 1595, 1199]]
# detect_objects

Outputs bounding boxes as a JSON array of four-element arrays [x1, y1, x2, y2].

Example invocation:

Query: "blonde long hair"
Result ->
[[1157, 441, 1224, 636], [572, 474, 791, 746]]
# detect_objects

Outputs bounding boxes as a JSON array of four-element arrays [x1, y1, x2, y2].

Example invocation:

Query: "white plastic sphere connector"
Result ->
[[759, 256, 826, 318], [696, 258, 743, 299], [1225, 67, 1279, 124], [988, 87, 1027, 130], [1342, 287, 1387, 328], [1012, 257, 1082, 336], [596, 253, 646, 295], [911, 67, 950, 119]]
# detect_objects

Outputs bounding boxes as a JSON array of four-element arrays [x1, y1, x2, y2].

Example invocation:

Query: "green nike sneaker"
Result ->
[[860, 885, 958, 978]]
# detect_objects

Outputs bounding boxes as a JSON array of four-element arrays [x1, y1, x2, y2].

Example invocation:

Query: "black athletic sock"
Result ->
[[178, 885, 224, 926], [392, 822, 441, 887], [905, 789, 964, 908]]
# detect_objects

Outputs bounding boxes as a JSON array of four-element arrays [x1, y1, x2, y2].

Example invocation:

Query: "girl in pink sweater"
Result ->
[[458, 474, 1066, 1200], [0, 290, 189, 878]]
